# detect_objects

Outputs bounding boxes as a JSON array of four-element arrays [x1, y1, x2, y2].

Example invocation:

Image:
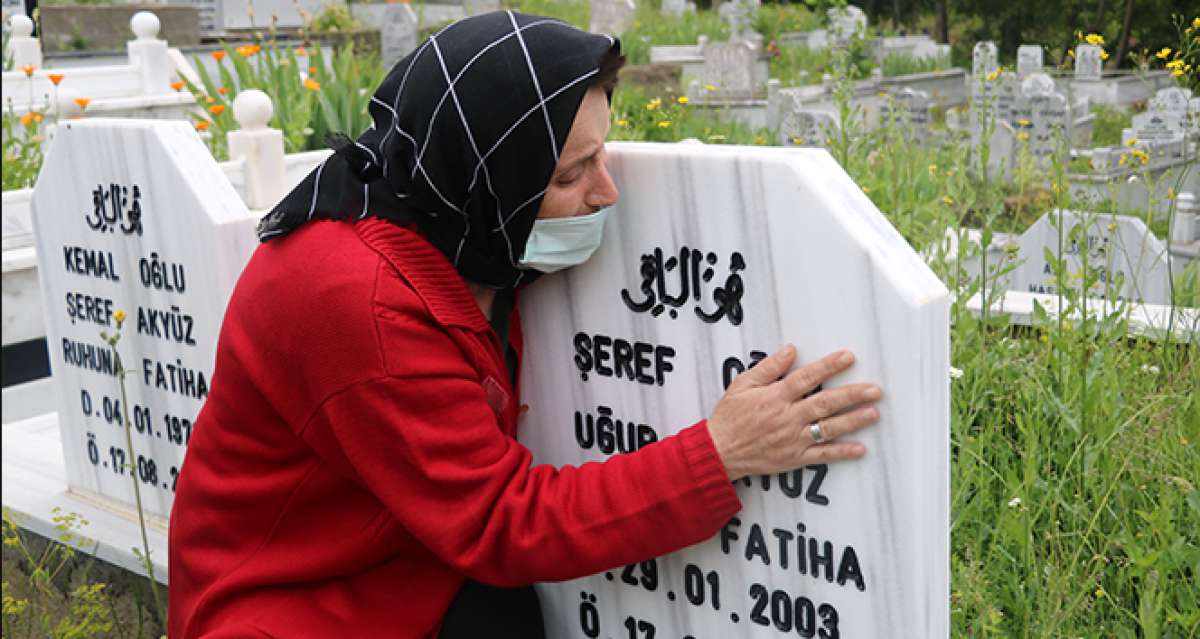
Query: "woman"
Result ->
[[168, 11, 882, 637]]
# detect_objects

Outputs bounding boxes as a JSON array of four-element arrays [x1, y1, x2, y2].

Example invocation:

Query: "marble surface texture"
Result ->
[[518, 142, 951, 638], [31, 119, 258, 518]]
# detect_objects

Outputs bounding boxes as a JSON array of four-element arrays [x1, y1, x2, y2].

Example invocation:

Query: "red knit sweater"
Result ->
[[167, 219, 742, 638]]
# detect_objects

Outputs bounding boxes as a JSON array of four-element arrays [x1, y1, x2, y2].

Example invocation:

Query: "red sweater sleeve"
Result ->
[[298, 336, 741, 587]]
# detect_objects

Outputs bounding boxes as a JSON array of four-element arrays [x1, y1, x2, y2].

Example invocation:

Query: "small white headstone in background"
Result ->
[[718, 0, 760, 42], [1011, 72, 1070, 165], [994, 71, 1020, 123], [1007, 211, 1171, 304], [590, 0, 637, 36], [520, 142, 950, 639], [778, 108, 838, 147], [380, 3, 418, 70], [661, 0, 686, 17], [31, 119, 258, 518], [827, 4, 866, 46], [698, 39, 761, 100], [1016, 44, 1043, 78], [1074, 44, 1103, 81], [883, 87, 932, 140], [972, 41, 998, 80]]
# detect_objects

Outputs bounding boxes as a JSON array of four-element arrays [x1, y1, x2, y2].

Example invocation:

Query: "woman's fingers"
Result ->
[[797, 441, 868, 465], [777, 350, 854, 400], [793, 383, 881, 424], [731, 344, 796, 391], [803, 405, 879, 445]]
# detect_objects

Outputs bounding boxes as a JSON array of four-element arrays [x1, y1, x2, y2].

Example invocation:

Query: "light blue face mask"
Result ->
[[518, 208, 611, 273]]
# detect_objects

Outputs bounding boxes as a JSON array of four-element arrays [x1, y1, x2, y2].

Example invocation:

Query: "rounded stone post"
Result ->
[[127, 12, 172, 95], [227, 90, 287, 211], [6, 14, 43, 70]]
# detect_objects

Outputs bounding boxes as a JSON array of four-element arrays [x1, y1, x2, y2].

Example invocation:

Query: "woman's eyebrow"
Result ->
[[556, 143, 602, 175]]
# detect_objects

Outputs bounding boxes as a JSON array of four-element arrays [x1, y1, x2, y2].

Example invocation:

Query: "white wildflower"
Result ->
[[1140, 364, 1160, 375], [1008, 497, 1021, 508], [949, 366, 964, 380]]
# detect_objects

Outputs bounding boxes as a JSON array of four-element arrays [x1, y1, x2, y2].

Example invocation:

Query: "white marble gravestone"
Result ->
[[380, 3, 418, 70], [590, 0, 636, 36], [31, 119, 258, 518], [1005, 211, 1171, 304], [1075, 44, 1103, 81], [518, 142, 951, 638], [1017, 44, 1043, 78]]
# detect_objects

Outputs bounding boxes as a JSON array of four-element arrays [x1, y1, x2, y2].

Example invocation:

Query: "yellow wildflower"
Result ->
[[704, 84, 717, 92], [645, 98, 662, 110], [1166, 59, 1184, 70], [1017, 132, 1030, 142], [927, 164, 937, 174], [657, 120, 672, 128], [1107, 222, 1117, 232], [792, 136, 806, 145], [1194, 16, 1200, 29], [676, 96, 689, 105], [753, 135, 766, 145], [113, 309, 127, 324], [1100, 50, 1109, 61], [1125, 136, 1137, 146], [862, 186, 870, 193], [1067, 48, 1074, 58], [1017, 118, 1031, 127], [1119, 153, 1128, 166], [304, 77, 321, 91], [985, 68, 1001, 82], [616, 119, 629, 127], [1094, 586, 1105, 598], [1084, 33, 1104, 46], [942, 195, 954, 205], [1156, 47, 1171, 60]]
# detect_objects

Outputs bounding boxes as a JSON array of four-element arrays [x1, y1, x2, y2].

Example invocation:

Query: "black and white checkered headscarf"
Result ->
[[256, 11, 617, 290]]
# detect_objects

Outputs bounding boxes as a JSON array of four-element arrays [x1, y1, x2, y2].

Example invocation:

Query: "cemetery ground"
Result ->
[[1, 1, 1198, 637]]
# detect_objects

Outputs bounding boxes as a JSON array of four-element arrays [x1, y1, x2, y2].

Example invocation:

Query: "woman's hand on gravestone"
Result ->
[[707, 345, 881, 482]]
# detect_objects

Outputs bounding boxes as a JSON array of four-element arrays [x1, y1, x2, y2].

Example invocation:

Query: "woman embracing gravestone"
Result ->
[[167, 11, 883, 638]]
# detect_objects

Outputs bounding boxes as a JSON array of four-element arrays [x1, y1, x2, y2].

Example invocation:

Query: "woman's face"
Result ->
[[536, 86, 620, 220]]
